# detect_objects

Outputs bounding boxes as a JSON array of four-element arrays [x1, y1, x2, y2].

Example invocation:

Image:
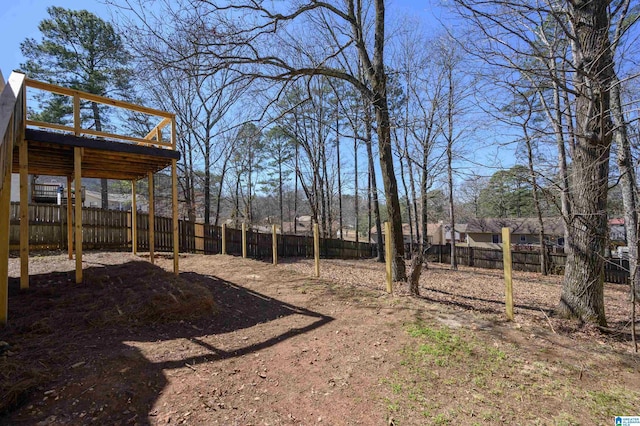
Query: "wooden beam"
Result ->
[[144, 117, 172, 140], [242, 222, 247, 258], [502, 227, 514, 321], [148, 171, 155, 264], [25, 129, 180, 159], [171, 116, 176, 150], [74, 147, 82, 283], [272, 224, 278, 266], [385, 221, 392, 293], [26, 78, 175, 118], [73, 95, 80, 136], [221, 223, 226, 255], [131, 180, 137, 255], [19, 139, 28, 289], [172, 159, 179, 275], [0, 117, 14, 326], [314, 223, 320, 278], [66, 176, 73, 259]]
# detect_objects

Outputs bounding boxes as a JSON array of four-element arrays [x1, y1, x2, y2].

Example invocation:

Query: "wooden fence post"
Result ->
[[385, 221, 392, 293], [502, 227, 514, 321], [67, 177, 73, 259], [148, 172, 155, 265], [242, 222, 247, 258], [131, 180, 137, 255], [74, 147, 83, 283], [171, 159, 179, 275], [314, 223, 320, 277], [195, 223, 204, 253], [221, 223, 227, 255], [19, 138, 28, 289], [272, 224, 278, 265]]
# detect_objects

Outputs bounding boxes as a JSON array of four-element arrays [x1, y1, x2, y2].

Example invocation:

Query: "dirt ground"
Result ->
[[1, 252, 639, 425]]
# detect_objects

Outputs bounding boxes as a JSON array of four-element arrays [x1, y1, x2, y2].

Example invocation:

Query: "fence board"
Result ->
[[9, 202, 376, 261], [423, 244, 628, 285]]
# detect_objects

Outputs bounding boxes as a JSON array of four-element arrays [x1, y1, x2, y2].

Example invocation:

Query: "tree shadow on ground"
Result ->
[[0, 261, 333, 424], [420, 287, 554, 315]]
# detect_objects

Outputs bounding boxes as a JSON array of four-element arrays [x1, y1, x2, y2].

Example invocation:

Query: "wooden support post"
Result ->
[[272, 224, 278, 266], [19, 139, 29, 289], [148, 172, 155, 264], [242, 222, 247, 258], [66, 176, 73, 259], [74, 147, 83, 284], [0, 134, 13, 326], [385, 221, 393, 293], [172, 159, 179, 275], [502, 227, 514, 321], [221, 223, 227, 255], [73, 95, 80, 136], [131, 180, 137, 255], [314, 223, 320, 277]]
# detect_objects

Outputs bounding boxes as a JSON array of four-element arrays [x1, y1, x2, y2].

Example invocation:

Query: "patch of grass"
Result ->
[[407, 323, 471, 366], [586, 388, 637, 419], [432, 413, 451, 425], [382, 319, 640, 425], [552, 412, 579, 426]]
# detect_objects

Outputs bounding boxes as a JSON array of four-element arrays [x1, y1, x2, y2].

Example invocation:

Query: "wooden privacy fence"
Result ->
[[9, 203, 376, 260], [423, 244, 629, 285]]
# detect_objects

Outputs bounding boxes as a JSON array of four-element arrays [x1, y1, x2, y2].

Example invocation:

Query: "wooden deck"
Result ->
[[16, 129, 180, 180], [0, 71, 182, 325]]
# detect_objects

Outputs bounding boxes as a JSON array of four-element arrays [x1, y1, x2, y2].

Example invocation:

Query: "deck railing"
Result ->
[[24, 78, 175, 150]]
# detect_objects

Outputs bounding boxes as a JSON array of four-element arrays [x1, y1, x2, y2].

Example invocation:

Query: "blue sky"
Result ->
[[0, 0, 445, 77], [0, 1, 508, 182], [0, 0, 112, 75]]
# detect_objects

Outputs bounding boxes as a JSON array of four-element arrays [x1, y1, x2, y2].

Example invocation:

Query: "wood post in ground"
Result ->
[[0, 121, 14, 325], [74, 147, 83, 283], [272, 224, 278, 266], [148, 172, 155, 264], [131, 180, 137, 255], [221, 223, 227, 255], [171, 159, 179, 275], [242, 222, 247, 258], [19, 138, 28, 289], [385, 221, 392, 293], [195, 223, 204, 253], [502, 227, 514, 321], [314, 223, 320, 277], [66, 176, 73, 259]]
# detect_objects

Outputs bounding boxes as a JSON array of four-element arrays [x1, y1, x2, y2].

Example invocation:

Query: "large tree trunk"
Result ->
[[213, 155, 228, 228], [558, 0, 613, 326], [446, 65, 457, 270], [353, 0, 406, 280], [610, 0, 640, 302], [394, 129, 414, 253], [523, 118, 547, 275], [336, 112, 343, 241], [612, 74, 640, 300], [204, 125, 211, 225], [364, 104, 384, 262], [354, 132, 359, 244]]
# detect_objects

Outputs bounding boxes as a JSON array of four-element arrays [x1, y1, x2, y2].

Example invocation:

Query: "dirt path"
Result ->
[[1, 252, 639, 425]]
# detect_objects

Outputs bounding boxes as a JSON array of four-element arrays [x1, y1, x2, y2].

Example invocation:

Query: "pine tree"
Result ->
[[21, 7, 132, 209]]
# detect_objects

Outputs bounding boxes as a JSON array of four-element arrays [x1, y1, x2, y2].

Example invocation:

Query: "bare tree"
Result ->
[[452, 0, 630, 325], [114, 0, 407, 279]]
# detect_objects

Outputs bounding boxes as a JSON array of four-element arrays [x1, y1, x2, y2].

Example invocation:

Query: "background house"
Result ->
[[465, 217, 565, 249], [609, 218, 626, 246], [370, 222, 446, 245], [444, 223, 466, 245]]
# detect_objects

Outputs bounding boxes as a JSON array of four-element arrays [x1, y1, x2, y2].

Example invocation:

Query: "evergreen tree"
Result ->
[[21, 6, 133, 209]]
